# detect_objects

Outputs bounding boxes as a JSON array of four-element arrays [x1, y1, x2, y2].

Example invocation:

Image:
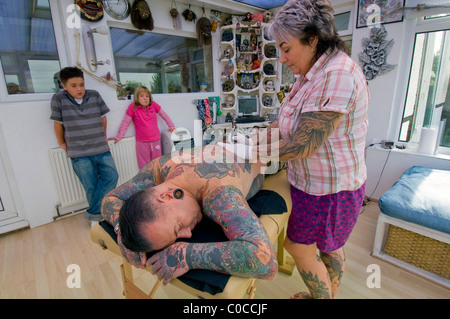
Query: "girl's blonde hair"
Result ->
[[133, 86, 152, 111]]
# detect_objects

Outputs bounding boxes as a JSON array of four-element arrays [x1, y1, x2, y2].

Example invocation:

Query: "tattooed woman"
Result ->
[[263, 0, 369, 299], [101, 146, 278, 285]]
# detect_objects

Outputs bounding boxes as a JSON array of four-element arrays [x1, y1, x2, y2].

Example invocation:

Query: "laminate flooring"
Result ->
[[0, 201, 448, 299]]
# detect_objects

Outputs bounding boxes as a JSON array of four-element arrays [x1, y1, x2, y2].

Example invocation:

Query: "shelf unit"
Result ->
[[219, 21, 280, 118]]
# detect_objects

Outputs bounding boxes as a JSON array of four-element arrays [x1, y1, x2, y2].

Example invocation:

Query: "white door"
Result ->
[[0, 150, 28, 233], [0, 153, 16, 219]]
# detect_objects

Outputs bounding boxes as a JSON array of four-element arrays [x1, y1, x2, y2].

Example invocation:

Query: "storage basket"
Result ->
[[383, 225, 450, 279]]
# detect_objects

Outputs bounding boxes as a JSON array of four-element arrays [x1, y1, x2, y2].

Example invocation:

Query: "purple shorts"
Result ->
[[287, 183, 366, 253]]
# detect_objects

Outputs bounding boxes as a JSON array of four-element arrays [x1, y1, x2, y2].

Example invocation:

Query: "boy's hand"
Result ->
[[60, 143, 67, 152]]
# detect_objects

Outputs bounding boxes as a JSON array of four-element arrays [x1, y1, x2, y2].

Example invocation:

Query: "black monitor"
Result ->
[[237, 95, 259, 116]]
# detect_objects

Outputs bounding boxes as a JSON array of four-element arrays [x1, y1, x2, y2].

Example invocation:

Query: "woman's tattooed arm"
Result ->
[[257, 111, 343, 162]]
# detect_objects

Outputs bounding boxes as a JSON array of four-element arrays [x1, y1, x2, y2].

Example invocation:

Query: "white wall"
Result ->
[[0, 0, 233, 229], [349, 0, 450, 199], [365, 146, 450, 199], [351, 21, 404, 146]]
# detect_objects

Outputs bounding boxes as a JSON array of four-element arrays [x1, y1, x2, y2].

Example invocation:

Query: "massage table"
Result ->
[[90, 169, 294, 299]]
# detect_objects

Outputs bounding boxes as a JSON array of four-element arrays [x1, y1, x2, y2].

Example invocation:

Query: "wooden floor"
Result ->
[[0, 201, 448, 299]]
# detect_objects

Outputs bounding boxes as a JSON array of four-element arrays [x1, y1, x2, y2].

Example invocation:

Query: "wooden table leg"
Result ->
[[120, 261, 162, 299]]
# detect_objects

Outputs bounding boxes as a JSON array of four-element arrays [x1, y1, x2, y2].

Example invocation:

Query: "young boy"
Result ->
[[50, 66, 119, 224]]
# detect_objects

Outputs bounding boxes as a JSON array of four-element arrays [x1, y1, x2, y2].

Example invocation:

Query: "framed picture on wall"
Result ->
[[356, 0, 405, 28]]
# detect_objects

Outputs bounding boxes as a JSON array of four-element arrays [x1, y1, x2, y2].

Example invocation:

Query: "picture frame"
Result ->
[[356, 0, 405, 28]]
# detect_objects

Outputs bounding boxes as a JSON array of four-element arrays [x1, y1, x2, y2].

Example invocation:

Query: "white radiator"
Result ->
[[49, 137, 139, 217]]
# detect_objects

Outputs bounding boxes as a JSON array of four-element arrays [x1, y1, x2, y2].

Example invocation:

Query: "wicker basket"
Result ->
[[383, 225, 450, 279]]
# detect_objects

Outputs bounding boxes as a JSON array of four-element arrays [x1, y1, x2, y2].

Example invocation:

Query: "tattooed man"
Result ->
[[101, 145, 278, 285]]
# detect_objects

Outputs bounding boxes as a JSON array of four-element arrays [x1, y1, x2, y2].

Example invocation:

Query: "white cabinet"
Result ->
[[219, 22, 280, 118]]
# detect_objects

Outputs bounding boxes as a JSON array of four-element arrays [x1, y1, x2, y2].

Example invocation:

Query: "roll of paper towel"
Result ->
[[418, 127, 438, 155]]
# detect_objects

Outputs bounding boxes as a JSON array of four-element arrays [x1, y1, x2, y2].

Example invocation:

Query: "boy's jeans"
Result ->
[[71, 151, 119, 221]]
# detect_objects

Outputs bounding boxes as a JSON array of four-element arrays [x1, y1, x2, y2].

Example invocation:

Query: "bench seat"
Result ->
[[378, 166, 450, 234], [373, 166, 450, 288]]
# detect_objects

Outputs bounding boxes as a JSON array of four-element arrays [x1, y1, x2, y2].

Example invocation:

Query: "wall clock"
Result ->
[[103, 0, 130, 20]]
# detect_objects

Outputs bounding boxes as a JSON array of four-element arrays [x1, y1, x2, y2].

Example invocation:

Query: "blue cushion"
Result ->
[[378, 166, 450, 234]]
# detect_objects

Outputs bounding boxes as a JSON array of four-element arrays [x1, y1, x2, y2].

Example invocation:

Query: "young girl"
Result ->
[[110, 86, 175, 169]]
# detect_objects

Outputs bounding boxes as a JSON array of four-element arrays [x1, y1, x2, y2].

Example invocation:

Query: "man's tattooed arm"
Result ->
[[101, 167, 150, 228], [101, 155, 170, 268], [101, 155, 169, 227], [148, 185, 278, 284]]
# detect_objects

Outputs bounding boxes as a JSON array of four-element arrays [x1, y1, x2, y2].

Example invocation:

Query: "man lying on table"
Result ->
[[101, 143, 278, 285]]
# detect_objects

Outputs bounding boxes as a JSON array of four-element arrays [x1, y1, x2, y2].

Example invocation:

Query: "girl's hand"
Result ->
[[108, 137, 119, 144], [168, 128, 175, 133]]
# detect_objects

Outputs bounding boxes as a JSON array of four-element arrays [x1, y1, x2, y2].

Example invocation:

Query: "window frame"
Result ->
[[334, 5, 355, 37], [388, 12, 450, 156], [107, 22, 215, 96], [0, 0, 69, 103]]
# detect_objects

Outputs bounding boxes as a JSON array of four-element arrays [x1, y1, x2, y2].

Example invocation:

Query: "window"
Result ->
[[399, 28, 450, 149], [424, 13, 450, 21], [334, 5, 354, 37], [335, 11, 352, 35], [110, 27, 214, 95], [334, 6, 354, 56], [0, 0, 61, 94]]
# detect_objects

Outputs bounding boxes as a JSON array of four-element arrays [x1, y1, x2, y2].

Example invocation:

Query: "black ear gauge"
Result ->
[[173, 188, 184, 199]]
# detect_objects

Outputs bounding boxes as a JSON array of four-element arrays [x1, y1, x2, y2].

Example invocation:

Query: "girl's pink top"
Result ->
[[116, 101, 175, 142]]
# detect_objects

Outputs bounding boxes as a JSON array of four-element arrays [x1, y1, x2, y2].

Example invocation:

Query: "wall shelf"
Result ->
[[219, 22, 280, 116]]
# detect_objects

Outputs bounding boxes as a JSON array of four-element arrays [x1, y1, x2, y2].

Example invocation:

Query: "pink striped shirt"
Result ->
[[278, 50, 369, 195]]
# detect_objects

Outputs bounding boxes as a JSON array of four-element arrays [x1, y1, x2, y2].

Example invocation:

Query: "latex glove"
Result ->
[[218, 133, 253, 160], [227, 132, 253, 146]]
